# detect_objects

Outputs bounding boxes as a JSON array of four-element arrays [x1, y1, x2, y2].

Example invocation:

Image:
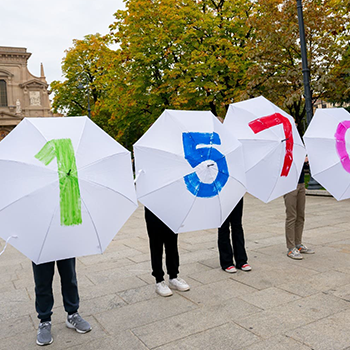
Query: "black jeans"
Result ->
[[218, 198, 248, 269], [32, 258, 79, 322], [145, 207, 179, 283]]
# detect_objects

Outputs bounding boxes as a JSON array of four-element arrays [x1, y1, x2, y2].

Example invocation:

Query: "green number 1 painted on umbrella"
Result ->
[[35, 138, 82, 226]]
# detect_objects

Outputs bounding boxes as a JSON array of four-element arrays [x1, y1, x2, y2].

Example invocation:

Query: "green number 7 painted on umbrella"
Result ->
[[35, 138, 82, 226]]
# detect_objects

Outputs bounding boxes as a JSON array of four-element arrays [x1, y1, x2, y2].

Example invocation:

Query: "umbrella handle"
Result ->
[[0, 235, 18, 257], [134, 169, 144, 184]]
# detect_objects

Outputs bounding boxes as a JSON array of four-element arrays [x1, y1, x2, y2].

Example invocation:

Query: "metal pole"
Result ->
[[296, 0, 321, 189], [87, 87, 91, 119], [296, 0, 313, 125]]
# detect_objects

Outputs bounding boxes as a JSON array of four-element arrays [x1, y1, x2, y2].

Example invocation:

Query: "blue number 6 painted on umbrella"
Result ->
[[35, 139, 82, 226], [183, 132, 229, 198]]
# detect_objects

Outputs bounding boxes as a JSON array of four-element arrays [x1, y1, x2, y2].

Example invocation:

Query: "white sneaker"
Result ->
[[224, 266, 237, 273], [240, 264, 252, 271], [169, 278, 190, 292], [155, 281, 173, 297]]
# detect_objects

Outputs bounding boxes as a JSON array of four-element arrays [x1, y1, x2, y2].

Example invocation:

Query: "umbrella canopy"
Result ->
[[0, 117, 138, 264], [303, 107, 350, 200], [133, 109, 246, 233], [224, 96, 306, 203]]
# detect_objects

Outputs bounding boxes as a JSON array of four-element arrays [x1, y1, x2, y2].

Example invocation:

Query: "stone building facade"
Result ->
[[0, 46, 52, 141]]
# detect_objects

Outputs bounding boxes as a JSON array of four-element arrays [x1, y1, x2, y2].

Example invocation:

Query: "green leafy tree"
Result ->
[[245, 0, 350, 133], [101, 0, 254, 147], [50, 34, 116, 133]]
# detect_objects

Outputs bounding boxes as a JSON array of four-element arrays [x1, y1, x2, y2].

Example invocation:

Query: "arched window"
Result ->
[[0, 80, 8, 106]]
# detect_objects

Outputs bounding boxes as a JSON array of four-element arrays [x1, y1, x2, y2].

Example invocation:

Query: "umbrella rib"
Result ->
[[80, 196, 103, 254], [24, 119, 50, 143], [0, 180, 58, 213], [0, 159, 57, 173], [78, 178, 137, 207], [134, 145, 186, 161], [36, 202, 60, 263], [73, 117, 88, 158], [137, 176, 188, 201], [338, 179, 350, 199], [176, 194, 198, 232], [243, 141, 281, 174], [311, 161, 341, 177], [78, 152, 130, 172]]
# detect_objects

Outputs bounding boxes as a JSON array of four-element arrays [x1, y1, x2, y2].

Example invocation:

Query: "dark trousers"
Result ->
[[145, 207, 179, 283], [32, 258, 79, 322], [218, 198, 248, 269]]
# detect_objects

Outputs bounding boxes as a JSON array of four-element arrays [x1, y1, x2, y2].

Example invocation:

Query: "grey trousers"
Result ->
[[284, 183, 306, 249]]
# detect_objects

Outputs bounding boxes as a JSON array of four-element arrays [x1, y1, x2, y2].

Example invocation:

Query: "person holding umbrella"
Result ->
[[144, 207, 190, 297], [33, 259, 92, 346]]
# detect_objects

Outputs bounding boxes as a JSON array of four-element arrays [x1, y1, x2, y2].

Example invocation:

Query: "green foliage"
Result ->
[[245, 0, 350, 134], [51, 0, 350, 146], [325, 45, 350, 106], [101, 0, 254, 147], [50, 34, 114, 120]]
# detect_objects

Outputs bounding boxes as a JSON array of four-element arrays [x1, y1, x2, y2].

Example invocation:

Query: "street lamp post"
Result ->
[[296, 0, 313, 125], [296, 0, 321, 189]]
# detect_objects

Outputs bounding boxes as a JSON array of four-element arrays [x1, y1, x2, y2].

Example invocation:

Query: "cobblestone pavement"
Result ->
[[1, 193, 350, 350]]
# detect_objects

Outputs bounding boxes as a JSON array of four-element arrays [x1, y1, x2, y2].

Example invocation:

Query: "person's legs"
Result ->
[[230, 199, 248, 269], [218, 213, 234, 269], [163, 227, 179, 280], [56, 258, 79, 315], [284, 189, 298, 250], [32, 261, 55, 322], [57, 258, 91, 333], [294, 183, 305, 247], [145, 207, 166, 283]]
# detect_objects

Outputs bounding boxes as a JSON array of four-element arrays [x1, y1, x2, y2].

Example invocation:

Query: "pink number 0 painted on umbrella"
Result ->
[[249, 113, 293, 177], [335, 120, 350, 173]]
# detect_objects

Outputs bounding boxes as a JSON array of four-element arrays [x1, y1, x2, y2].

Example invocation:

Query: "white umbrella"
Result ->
[[224, 96, 306, 203], [0, 117, 138, 264], [303, 107, 350, 200], [133, 109, 246, 233]]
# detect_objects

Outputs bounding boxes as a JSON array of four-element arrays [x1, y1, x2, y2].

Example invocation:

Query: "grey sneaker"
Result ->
[[287, 247, 303, 260], [36, 321, 53, 346], [66, 313, 92, 333], [169, 278, 190, 291], [297, 244, 315, 254]]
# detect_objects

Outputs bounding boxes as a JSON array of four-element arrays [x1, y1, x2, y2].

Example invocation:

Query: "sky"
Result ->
[[0, 0, 125, 85]]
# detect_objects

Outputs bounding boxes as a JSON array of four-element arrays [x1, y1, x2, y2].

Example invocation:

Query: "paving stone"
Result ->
[[184, 279, 257, 306], [69, 332, 149, 350], [80, 293, 127, 315], [188, 267, 235, 285], [87, 269, 148, 290], [0, 315, 34, 339], [118, 284, 158, 304], [229, 260, 314, 291], [239, 287, 301, 310], [286, 309, 350, 350], [94, 294, 197, 334], [241, 334, 313, 350], [236, 293, 350, 339], [0, 289, 33, 321], [154, 322, 260, 350], [178, 249, 218, 265]]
